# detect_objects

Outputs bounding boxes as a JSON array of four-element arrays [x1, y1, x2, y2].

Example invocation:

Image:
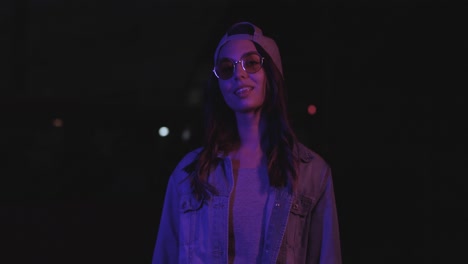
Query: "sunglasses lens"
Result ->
[[214, 53, 263, 80], [216, 59, 234, 80], [242, 53, 262, 73]]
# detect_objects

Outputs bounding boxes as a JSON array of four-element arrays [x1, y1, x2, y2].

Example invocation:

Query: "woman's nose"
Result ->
[[233, 61, 247, 79]]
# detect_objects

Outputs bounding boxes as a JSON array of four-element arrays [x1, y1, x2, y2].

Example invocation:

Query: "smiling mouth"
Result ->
[[234, 87, 253, 96]]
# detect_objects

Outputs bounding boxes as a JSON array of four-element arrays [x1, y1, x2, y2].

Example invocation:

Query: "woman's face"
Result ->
[[216, 40, 267, 114]]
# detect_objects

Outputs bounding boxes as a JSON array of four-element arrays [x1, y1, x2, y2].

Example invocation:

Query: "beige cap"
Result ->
[[214, 22, 283, 78]]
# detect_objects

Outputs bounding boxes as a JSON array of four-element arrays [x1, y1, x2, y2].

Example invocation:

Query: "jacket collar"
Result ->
[[293, 142, 315, 163]]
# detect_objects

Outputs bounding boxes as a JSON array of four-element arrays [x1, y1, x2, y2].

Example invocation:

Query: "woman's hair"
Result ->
[[185, 25, 299, 200]]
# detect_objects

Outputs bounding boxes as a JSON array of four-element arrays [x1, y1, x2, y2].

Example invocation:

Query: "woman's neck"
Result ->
[[231, 112, 266, 169], [235, 111, 263, 148]]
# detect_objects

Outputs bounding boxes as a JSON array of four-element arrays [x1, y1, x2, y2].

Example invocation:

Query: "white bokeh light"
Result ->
[[158, 126, 169, 137]]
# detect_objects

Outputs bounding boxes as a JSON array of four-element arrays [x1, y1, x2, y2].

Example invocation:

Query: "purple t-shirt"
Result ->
[[228, 165, 270, 264]]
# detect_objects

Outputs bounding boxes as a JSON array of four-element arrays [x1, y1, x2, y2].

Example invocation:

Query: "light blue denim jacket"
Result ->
[[152, 143, 342, 264]]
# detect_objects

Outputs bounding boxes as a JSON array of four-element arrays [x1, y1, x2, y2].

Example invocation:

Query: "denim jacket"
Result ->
[[152, 143, 342, 264]]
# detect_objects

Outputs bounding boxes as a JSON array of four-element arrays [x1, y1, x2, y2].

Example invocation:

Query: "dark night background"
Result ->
[[1, 0, 465, 263]]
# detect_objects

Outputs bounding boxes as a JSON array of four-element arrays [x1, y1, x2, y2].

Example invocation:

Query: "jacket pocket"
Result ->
[[179, 194, 203, 213], [179, 194, 204, 251], [286, 195, 316, 250], [290, 195, 314, 217]]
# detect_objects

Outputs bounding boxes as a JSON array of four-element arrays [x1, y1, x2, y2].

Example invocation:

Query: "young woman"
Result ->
[[152, 21, 342, 264]]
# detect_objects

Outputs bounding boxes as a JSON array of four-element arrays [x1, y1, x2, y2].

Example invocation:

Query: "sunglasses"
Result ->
[[213, 52, 264, 80]]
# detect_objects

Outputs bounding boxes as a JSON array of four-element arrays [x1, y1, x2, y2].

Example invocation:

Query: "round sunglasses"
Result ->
[[213, 52, 264, 80]]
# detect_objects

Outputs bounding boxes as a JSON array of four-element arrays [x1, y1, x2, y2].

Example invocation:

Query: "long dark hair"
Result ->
[[185, 31, 299, 201]]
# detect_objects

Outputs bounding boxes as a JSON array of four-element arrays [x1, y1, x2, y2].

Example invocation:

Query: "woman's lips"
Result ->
[[234, 87, 253, 96]]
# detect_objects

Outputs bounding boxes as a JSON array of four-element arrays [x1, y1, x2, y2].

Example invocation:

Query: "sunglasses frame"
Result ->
[[213, 52, 264, 80]]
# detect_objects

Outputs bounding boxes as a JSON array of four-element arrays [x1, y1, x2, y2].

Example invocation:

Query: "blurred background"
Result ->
[[1, 0, 463, 263]]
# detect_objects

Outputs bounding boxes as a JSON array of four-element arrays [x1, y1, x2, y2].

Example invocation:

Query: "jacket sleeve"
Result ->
[[152, 174, 180, 264], [308, 165, 342, 264]]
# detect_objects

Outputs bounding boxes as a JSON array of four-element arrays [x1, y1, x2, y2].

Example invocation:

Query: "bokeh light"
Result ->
[[158, 126, 169, 137]]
